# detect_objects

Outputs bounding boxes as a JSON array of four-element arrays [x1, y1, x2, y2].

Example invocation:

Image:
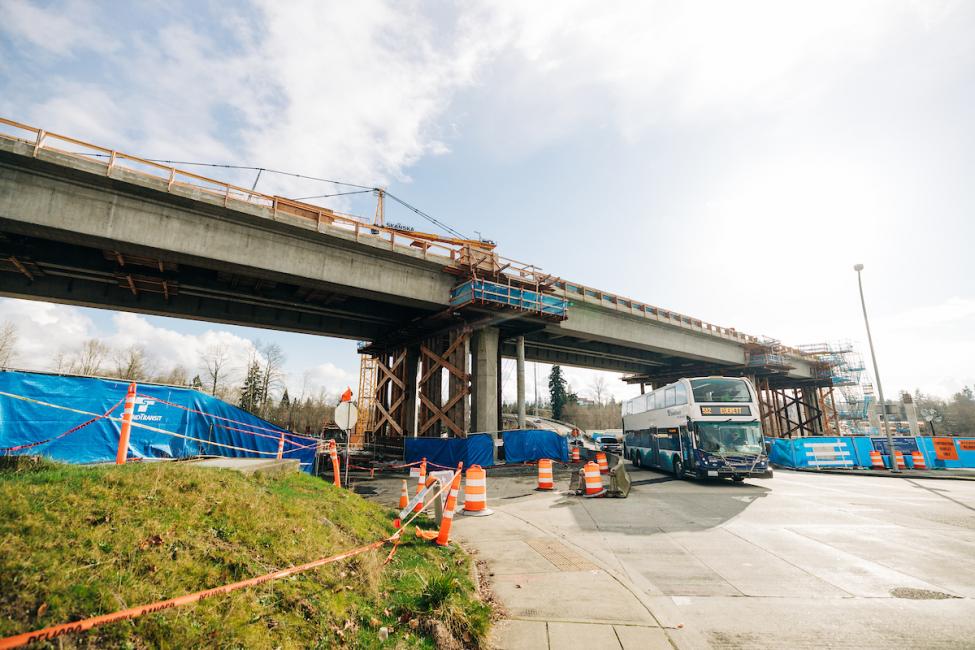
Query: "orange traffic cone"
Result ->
[[436, 464, 464, 546], [398, 479, 409, 509], [329, 439, 341, 487]]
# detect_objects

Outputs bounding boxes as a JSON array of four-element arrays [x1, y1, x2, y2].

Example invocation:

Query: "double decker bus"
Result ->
[[622, 377, 772, 482]]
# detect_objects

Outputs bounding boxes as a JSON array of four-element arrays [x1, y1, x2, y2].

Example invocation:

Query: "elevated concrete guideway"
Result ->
[[0, 118, 824, 441], [0, 137, 815, 378]]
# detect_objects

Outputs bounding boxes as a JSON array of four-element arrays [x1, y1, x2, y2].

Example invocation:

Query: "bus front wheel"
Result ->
[[673, 458, 685, 479]]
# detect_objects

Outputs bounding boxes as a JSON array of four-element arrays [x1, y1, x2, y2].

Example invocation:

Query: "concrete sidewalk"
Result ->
[[454, 495, 703, 650]]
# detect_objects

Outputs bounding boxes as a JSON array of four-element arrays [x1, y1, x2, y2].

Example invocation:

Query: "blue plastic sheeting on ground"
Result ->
[[0, 370, 316, 471], [502, 429, 568, 464], [403, 434, 495, 468]]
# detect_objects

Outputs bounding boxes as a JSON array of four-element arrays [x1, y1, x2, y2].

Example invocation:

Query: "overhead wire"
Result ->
[[87, 153, 470, 239], [294, 189, 374, 201]]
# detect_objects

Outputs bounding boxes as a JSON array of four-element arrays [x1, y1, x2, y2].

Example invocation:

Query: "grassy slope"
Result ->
[[0, 458, 490, 649]]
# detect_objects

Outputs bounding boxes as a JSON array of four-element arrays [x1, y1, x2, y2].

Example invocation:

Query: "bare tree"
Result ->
[[590, 375, 609, 405], [200, 343, 231, 396], [113, 345, 154, 380], [72, 339, 110, 376], [51, 350, 69, 373], [257, 341, 286, 418], [0, 321, 18, 368], [157, 364, 189, 386]]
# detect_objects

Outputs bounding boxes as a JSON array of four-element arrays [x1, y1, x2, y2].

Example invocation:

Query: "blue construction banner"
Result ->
[[0, 370, 316, 471], [502, 429, 569, 464], [870, 436, 919, 456]]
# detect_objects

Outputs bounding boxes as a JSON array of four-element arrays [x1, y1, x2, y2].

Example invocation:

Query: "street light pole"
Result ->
[[854, 264, 898, 473]]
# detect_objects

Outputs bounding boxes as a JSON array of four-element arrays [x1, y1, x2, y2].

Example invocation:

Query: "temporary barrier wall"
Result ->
[[769, 435, 975, 470], [502, 429, 569, 464], [404, 434, 494, 468], [0, 371, 316, 471], [917, 437, 975, 469]]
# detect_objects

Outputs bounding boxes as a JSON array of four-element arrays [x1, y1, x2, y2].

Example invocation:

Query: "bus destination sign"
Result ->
[[700, 405, 751, 416]]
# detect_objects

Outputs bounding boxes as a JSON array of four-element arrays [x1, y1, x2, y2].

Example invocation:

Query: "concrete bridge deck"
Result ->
[[0, 119, 828, 439], [0, 134, 816, 380]]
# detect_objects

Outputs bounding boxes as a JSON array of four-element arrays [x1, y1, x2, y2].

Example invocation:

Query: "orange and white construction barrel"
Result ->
[[869, 450, 885, 470], [583, 461, 606, 498], [536, 458, 554, 491], [894, 450, 907, 470], [911, 451, 927, 470], [571, 446, 581, 463], [596, 451, 609, 475], [462, 465, 493, 516]]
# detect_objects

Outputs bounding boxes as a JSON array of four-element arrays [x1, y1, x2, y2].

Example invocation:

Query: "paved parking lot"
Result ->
[[364, 464, 975, 648]]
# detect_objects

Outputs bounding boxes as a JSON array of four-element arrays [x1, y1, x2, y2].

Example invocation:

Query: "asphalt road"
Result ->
[[361, 464, 975, 648]]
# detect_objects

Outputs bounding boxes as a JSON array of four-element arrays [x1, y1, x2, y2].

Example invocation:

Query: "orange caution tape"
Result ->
[[0, 537, 393, 649]]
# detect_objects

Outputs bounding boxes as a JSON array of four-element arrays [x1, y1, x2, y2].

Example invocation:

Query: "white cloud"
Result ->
[[464, 1, 949, 152], [0, 0, 117, 56], [4, 0, 494, 199], [877, 296, 975, 330], [103, 312, 258, 383], [0, 298, 93, 366], [298, 362, 356, 398]]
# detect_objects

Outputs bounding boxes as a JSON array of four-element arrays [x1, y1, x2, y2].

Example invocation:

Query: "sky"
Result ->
[[0, 0, 973, 402]]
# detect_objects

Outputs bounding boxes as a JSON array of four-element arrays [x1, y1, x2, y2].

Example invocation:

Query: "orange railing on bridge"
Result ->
[[0, 116, 809, 359]]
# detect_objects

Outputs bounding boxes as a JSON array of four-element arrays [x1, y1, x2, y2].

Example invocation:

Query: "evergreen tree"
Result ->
[[191, 375, 204, 390], [238, 360, 264, 414], [549, 365, 569, 420], [279, 388, 291, 410]]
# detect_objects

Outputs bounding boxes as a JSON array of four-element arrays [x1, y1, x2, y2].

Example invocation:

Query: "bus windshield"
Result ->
[[696, 422, 763, 455], [690, 378, 751, 403]]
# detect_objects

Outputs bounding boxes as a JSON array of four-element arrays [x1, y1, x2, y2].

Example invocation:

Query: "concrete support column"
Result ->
[[904, 399, 920, 437], [516, 336, 526, 429], [403, 345, 420, 437], [471, 327, 500, 433]]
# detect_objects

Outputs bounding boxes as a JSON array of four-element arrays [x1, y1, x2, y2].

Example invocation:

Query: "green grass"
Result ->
[[0, 457, 491, 648]]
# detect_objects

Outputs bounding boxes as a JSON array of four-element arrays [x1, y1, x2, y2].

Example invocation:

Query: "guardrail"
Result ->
[[0, 116, 810, 358]]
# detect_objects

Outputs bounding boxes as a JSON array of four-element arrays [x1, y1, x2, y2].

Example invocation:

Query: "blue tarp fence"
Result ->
[[404, 434, 495, 468], [502, 429, 569, 464], [0, 371, 316, 472], [769, 435, 975, 470]]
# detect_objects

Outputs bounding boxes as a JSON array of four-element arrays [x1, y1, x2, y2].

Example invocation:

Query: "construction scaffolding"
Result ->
[[798, 341, 875, 434]]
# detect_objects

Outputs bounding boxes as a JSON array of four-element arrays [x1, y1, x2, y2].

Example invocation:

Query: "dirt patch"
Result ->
[[890, 587, 958, 600]]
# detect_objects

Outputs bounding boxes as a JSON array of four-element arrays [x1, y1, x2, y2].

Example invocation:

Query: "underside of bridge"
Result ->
[[0, 118, 833, 456]]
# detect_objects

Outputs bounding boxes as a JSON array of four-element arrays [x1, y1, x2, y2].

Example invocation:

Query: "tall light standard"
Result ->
[[854, 264, 898, 473]]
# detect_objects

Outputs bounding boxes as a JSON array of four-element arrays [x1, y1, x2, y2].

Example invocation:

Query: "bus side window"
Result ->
[[665, 387, 676, 408], [675, 383, 687, 405]]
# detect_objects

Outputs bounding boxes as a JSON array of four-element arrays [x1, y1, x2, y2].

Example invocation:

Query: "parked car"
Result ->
[[592, 432, 623, 455]]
